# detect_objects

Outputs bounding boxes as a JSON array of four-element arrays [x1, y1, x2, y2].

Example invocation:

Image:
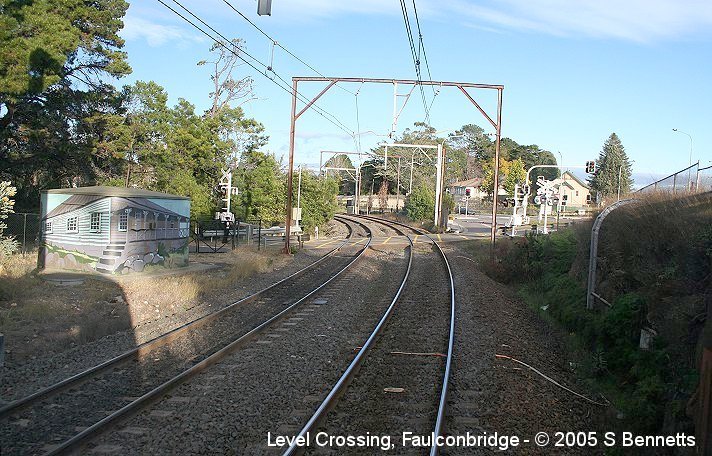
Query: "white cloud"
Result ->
[[265, 0, 712, 42], [442, 0, 712, 42], [121, 11, 205, 47], [267, 0, 398, 19]]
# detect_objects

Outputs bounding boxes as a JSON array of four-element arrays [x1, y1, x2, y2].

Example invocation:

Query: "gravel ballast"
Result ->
[[85, 243, 410, 454]]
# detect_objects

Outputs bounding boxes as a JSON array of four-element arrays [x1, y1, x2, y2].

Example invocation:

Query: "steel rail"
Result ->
[[283, 218, 413, 456], [0, 218, 362, 421], [356, 215, 456, 456], [45, 219, 373, 455]]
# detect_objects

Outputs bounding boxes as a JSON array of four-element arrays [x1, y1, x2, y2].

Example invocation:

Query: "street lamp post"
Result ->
[[672, 128, 693, 190]]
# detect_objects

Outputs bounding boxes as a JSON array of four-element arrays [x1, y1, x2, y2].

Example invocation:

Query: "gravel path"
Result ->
[[84, 244, 410, 455], [441, 242, 605, 455]]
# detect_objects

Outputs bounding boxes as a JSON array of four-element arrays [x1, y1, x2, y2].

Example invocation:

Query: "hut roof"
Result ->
[[43, 186, 189, 200]]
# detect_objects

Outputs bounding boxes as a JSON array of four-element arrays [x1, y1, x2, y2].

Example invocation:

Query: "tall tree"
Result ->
[[447, 124, 493, 162], [0, 0, 131, 210], [198, 39, 254, 118], [509, 144, 559, 181], [292, 171, 338, 233], [481, 157, 526, 196], [589, 133, 634, 199], [324, 154, 357, 195], [234, 150, 285, 224]]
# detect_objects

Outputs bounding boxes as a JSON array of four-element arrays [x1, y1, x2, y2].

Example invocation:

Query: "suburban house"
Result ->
[[447, 177, 508, 200], [550, 171, 592, 209], [39, 186, 191, 274]]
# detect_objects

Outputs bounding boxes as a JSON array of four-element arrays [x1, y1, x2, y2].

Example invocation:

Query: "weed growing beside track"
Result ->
[[469, 194, 712, 443]]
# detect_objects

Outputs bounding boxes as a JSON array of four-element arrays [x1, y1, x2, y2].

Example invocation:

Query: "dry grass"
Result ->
[[0, 247, 292, 361], [108, 247, 288, 327], [0, 253, 36, 301]]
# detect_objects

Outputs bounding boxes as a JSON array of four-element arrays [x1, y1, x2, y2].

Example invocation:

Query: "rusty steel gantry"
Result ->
[[284, 77, 504, 254]]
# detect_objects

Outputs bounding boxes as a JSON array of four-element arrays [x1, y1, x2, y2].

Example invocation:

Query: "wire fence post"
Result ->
[[22, 213, 27, 256], [586, 199, 635, 310], [257, 221, 262, 251]]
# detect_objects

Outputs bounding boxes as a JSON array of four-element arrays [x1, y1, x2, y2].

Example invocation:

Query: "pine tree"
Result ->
[[589, 133, 634, 200]]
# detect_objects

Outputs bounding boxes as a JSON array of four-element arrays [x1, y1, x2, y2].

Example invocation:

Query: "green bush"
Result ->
[[485, 228, 676, 434], [404, 185, 434, 222]]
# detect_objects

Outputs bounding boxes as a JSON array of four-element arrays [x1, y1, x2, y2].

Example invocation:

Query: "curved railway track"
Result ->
[[1, 217, 371, 456], [285, 214, 455, 456]]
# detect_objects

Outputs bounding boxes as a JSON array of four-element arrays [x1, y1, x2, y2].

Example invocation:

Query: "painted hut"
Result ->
[[39, 186, 191, 274]]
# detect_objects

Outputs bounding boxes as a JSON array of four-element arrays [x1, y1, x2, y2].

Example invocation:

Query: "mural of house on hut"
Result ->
[[39, 186, 191, 274]]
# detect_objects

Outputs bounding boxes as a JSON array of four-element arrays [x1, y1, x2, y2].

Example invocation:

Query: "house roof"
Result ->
[[449, 177, 482, 188], [45, 195, 186, 220], [112, 197, 185, 219], [43, 186, 189, 200], [558, 171, 589, 189]]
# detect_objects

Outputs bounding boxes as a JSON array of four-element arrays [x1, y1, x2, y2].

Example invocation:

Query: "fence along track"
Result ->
[[2, 218, 372, 455], [284, 215, 456, 456]]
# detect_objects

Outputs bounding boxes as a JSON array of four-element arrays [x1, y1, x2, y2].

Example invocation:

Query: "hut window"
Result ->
[[45, 221, 53, 233], [90, 212, 102, 232], [66, 216, 78, 233], [118, 213, 128, 231]]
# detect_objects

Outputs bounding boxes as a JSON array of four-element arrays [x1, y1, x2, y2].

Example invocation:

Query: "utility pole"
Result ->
[[285, 80, 297, 253], [297, 164, 302, 217], [396, 157, 401, 211], [409, 150, 415, 194], [673, 128, 693, 190]]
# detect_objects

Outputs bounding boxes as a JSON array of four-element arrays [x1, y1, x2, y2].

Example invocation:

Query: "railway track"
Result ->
[[0, 217, 371, 455], [286, 214, 455, 455], [76, 215, 414, 454]]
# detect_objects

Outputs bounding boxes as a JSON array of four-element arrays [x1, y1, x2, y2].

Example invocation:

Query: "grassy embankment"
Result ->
[[472, 193, 711, 438]]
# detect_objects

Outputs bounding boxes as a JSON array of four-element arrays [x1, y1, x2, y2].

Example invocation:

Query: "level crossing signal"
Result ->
[[585, 161, 596, 173]]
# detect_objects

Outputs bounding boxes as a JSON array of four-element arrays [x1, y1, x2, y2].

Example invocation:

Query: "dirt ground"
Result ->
[[0, 246, 309, 364]]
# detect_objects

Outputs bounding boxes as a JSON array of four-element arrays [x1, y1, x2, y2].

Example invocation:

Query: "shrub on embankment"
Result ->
[[480, 192, 712, 437]]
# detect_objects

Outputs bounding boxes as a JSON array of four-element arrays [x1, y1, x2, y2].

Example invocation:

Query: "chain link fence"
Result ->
[[3, 213, 41, 255], [638, 162, 712, 194], [696, 165, 712, 193]]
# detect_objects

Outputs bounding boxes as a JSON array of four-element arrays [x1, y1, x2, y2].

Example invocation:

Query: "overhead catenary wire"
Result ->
[[399, 0, 431, 125], [158, 0, 356, 139], [411, 0, 435, 94], [220, 0, 356, 96], [411, 0, 439, 116]]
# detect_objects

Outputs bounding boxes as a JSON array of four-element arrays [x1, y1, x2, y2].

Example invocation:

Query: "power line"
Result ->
[[411, 0, 434, 86], [157, 0, 356, 138], [398, 0, 431, 125], [220, 0, 356, 96]]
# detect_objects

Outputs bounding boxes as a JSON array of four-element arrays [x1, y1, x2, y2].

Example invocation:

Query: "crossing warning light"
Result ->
[[585, 161, 596, 174], [465, 188, 471, 197]]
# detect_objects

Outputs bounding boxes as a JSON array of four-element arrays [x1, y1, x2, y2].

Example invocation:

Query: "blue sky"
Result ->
[[119, 0, 712, 185]]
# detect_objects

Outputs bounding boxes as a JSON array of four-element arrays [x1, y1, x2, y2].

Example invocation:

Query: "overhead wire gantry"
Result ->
[[284, 77, 504, 253]]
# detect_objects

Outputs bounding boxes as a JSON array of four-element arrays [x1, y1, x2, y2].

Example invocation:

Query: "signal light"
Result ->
[[465, 188, 471, 197], [585, 161, 596, 174]]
